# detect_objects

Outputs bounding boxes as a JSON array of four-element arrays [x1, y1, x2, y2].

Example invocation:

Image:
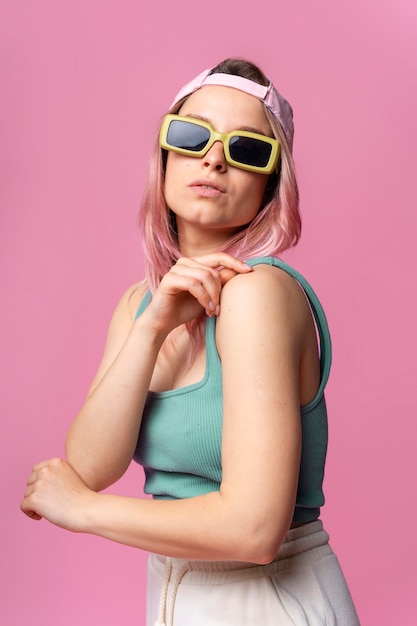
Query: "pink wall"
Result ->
[[2, 1, 416, 623]]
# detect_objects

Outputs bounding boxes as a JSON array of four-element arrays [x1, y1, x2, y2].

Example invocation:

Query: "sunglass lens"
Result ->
[[167, 120, 210, 152], [229, 136, 272, 168]]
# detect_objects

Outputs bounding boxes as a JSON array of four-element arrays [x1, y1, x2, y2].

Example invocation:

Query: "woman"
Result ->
[[21, 58, 360, 625]]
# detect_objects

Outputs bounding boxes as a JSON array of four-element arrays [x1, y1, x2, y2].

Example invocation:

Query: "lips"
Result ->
[[189, 179, 226, 193]]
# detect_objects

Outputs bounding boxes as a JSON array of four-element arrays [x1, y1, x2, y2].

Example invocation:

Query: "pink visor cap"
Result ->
[[170, 68, 294, 150]]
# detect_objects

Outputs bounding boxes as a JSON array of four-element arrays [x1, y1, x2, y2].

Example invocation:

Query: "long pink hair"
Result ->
[[138, 58, 301, 360]]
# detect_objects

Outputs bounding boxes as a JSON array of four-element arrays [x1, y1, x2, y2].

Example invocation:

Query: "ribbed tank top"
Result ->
[[133, 257, 331, 523]]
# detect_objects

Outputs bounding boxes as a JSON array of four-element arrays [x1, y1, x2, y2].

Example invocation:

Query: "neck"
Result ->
[[176, 221, 240, 257]]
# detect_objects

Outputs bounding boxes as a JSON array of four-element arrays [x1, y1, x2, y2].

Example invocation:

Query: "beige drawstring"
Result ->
[[155, 557, 189, 626], [155, 557, 172, 626]]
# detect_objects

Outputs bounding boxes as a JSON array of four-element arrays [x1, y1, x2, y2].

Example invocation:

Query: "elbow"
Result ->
[[215, 493, 292, 564], [65, 446, 130, 493], [239, 538, 282, 566], [65, 442, 105, 493], [65, 455, 101, 492], [226, 524, 285, 565]]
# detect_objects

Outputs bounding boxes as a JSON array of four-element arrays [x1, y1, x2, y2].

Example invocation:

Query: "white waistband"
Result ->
[[153, 520, 331, 626]]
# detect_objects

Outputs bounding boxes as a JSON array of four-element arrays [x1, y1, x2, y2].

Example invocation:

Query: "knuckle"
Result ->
[[201, 268, 214, 280], [189, 277, 201, 289], [38, 467, 49, 479]]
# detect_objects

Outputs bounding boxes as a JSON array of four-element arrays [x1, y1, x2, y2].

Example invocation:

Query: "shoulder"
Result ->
[[219, 263, 311, 324], [111, 280, 148, 323], [217, 262, 320, 406], [104, 280, 148, 338], [216, 263, 315, 357]]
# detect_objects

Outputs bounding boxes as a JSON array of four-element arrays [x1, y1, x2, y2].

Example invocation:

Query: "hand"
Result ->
[[145, 253, 252, 335], [20, 458, 95, 532]]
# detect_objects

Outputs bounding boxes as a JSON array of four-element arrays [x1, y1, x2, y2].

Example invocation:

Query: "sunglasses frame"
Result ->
[[160, 114, 280, 174]]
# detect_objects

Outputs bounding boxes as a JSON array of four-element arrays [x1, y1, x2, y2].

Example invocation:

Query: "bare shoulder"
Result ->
[[217, 263, 320, 405], [219, 263, 312, 326], [105, 280, 147, 326]]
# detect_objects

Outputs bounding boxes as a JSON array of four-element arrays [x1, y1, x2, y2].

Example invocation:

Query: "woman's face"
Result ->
[[164, 85, 272, 250]]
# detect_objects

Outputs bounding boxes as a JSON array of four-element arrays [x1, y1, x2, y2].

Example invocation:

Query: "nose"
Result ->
[[202, 140, 227, 172]]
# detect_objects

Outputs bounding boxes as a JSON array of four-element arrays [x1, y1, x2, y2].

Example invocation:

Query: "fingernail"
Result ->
[[208, 301, 215, 311], [215, 304, 220, 316]]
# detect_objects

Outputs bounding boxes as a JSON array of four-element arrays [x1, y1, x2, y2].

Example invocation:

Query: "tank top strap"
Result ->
[[134, 289, 152, 319], [245, 257, 332, 396]]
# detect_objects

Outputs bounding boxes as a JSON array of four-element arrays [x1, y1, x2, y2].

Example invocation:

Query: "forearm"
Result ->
[[77, 490, 287, 564], [66, 312, 165, 490], [21, 457, 293, 564]]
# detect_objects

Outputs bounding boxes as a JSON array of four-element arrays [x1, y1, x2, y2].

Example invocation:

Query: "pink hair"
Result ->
[[138, 61, 301, 361]]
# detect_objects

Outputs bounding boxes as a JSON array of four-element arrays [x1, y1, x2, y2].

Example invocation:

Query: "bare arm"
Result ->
[[65, 254, 254, 491], [64, 282, 161, 491], [22, 264, 318, 563]]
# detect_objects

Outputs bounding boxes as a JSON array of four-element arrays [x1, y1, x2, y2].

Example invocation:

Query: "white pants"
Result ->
[[147, 520, 360, 626]]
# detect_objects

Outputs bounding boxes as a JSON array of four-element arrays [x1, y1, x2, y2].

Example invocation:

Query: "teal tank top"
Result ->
[[133, 257, 331, 523]]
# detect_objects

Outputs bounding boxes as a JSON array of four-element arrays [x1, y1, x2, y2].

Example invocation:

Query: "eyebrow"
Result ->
[[184, 113, 269, 136]]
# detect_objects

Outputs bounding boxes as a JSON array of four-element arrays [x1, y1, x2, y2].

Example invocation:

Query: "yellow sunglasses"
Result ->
[[160, 114, 280, 174]]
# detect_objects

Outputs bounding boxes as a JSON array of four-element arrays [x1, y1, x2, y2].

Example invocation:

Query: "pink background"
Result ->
[[1, 1, 416, 624]]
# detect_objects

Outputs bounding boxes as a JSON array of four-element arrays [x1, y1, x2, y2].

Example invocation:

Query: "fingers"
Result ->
[[188, 253, 252, 277], [217, 267, 243, 286], [148, 254, 253, 332], [21, 458, 63, 522], [173, 255, 252, 316], [21, 479, 43, 521], [20, 502, 43, 521], [169, 260, 223, 316], [25, 458, 60, 486]]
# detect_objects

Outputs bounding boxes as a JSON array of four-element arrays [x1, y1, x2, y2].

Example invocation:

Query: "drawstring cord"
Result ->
[[155, 558, 189, 626], [155, 557, 172, 626], [166, 564, 189, 626]]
